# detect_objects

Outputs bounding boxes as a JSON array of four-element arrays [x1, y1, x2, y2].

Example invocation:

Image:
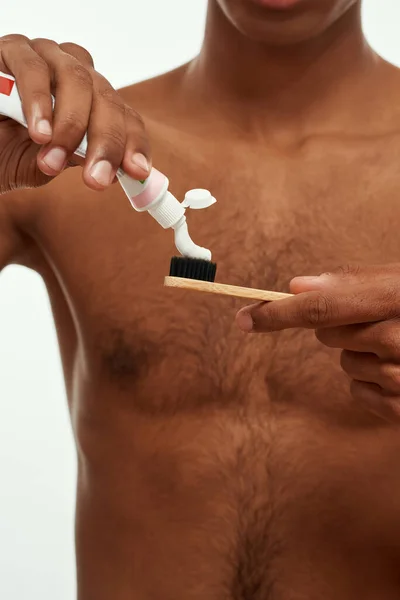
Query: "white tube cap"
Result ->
[[147, 191, 185, 229], [182, 189, 217, 210]]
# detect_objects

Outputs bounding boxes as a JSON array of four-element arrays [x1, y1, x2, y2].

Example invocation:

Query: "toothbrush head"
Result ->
[[169, 257, 217, 282]]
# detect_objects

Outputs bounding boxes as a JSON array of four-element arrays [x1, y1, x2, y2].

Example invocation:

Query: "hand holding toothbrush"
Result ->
[[0, 34, 151, 194], [237, 264, 400, 422]]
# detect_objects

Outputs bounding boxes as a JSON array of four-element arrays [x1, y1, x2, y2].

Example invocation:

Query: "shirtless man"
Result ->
[[1, 0, 400, 597]]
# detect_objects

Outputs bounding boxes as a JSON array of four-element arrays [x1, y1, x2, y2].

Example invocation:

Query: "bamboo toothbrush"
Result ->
[[164, 274, 293, 303]]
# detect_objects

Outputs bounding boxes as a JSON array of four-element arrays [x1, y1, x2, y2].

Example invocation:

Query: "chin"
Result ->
[[216, 0, 358, 45]]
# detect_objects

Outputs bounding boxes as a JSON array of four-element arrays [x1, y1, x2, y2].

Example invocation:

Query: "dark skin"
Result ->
[[237, 265, 400, 422], [2, 0, 400, 598]]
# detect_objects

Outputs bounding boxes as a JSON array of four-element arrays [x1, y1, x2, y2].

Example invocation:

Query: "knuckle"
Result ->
[[302, 293, 334, 327], [100, 126, 126, 151], [21, 55, 49, 75], [60, 42, 94, 67], [98, 85, 114, 102], [0, 33, 29, 45], [56, 112, 87, 138], [97, 85, 123, 110], [30, 37, 58, 50], [128, 131, 150, 156], [30, 90, 51, 105], [252, 304, 272, 330], [331, 264, 361, 278], [125, 105, 145, 127], [65, 61, 92, 88]]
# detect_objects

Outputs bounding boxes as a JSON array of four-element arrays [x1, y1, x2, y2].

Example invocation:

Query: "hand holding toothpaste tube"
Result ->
[[0, 35, 216, 260], [0, 34, 151, 194]]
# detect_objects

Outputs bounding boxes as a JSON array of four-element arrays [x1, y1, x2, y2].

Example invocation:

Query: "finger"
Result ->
[[31, 39, 93, 177], [121, 104, 152, 180], [341, 350, 400, 395], [290, 264, 400, 294], [236, 293, 338, 333], [316, 320, 400, 360], [0, 35, 53, 144], [59, 42, 94, 68], [237, 281, 400, 333], [350, 380, 400, 423], [81, 73, 128, 189], [61, 44, 150, 179]]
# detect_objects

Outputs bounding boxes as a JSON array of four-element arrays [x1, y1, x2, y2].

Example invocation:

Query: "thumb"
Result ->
[[290, 264, 392, 294]]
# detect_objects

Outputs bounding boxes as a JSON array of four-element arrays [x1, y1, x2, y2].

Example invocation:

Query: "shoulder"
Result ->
[[117, 64, 189, 123]]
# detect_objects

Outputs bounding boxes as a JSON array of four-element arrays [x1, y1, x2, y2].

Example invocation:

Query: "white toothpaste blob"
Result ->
[[173, 217, 212, 261], [118, 169, 216, 260]]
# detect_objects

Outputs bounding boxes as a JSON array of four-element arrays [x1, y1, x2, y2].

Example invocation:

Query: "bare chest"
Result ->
[[36, 137, 400, 599], [39, 136, 400, 417]]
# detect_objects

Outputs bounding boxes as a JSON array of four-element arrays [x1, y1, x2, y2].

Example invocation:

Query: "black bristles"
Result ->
[[169, 257, 217, 282]]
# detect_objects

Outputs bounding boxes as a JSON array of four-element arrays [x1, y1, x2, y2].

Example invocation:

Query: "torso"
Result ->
[[13, 68, 400, 599]]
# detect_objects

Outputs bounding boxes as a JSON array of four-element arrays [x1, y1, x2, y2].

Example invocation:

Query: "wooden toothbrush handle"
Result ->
[[164, 277, 293, 302]]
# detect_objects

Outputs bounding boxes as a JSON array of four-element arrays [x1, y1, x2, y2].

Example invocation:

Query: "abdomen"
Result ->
[[73, 378, 400, 600]]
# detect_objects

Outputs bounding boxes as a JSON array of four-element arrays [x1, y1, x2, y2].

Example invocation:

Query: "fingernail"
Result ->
[[36, 119, 52, 136], [132, 153, 150, 173], [90, 160, 114, 187], [236, 311, 254, 333], [294, 274, 332, 285], [43, 147, 67, 171], [293, 276, 321, 284]]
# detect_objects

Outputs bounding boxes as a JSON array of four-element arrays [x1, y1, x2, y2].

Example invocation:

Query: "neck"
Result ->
[[184, 2, 378, 138]]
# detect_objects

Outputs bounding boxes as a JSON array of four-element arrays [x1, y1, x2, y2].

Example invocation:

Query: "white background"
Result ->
[[0, 1, 399, 598]]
